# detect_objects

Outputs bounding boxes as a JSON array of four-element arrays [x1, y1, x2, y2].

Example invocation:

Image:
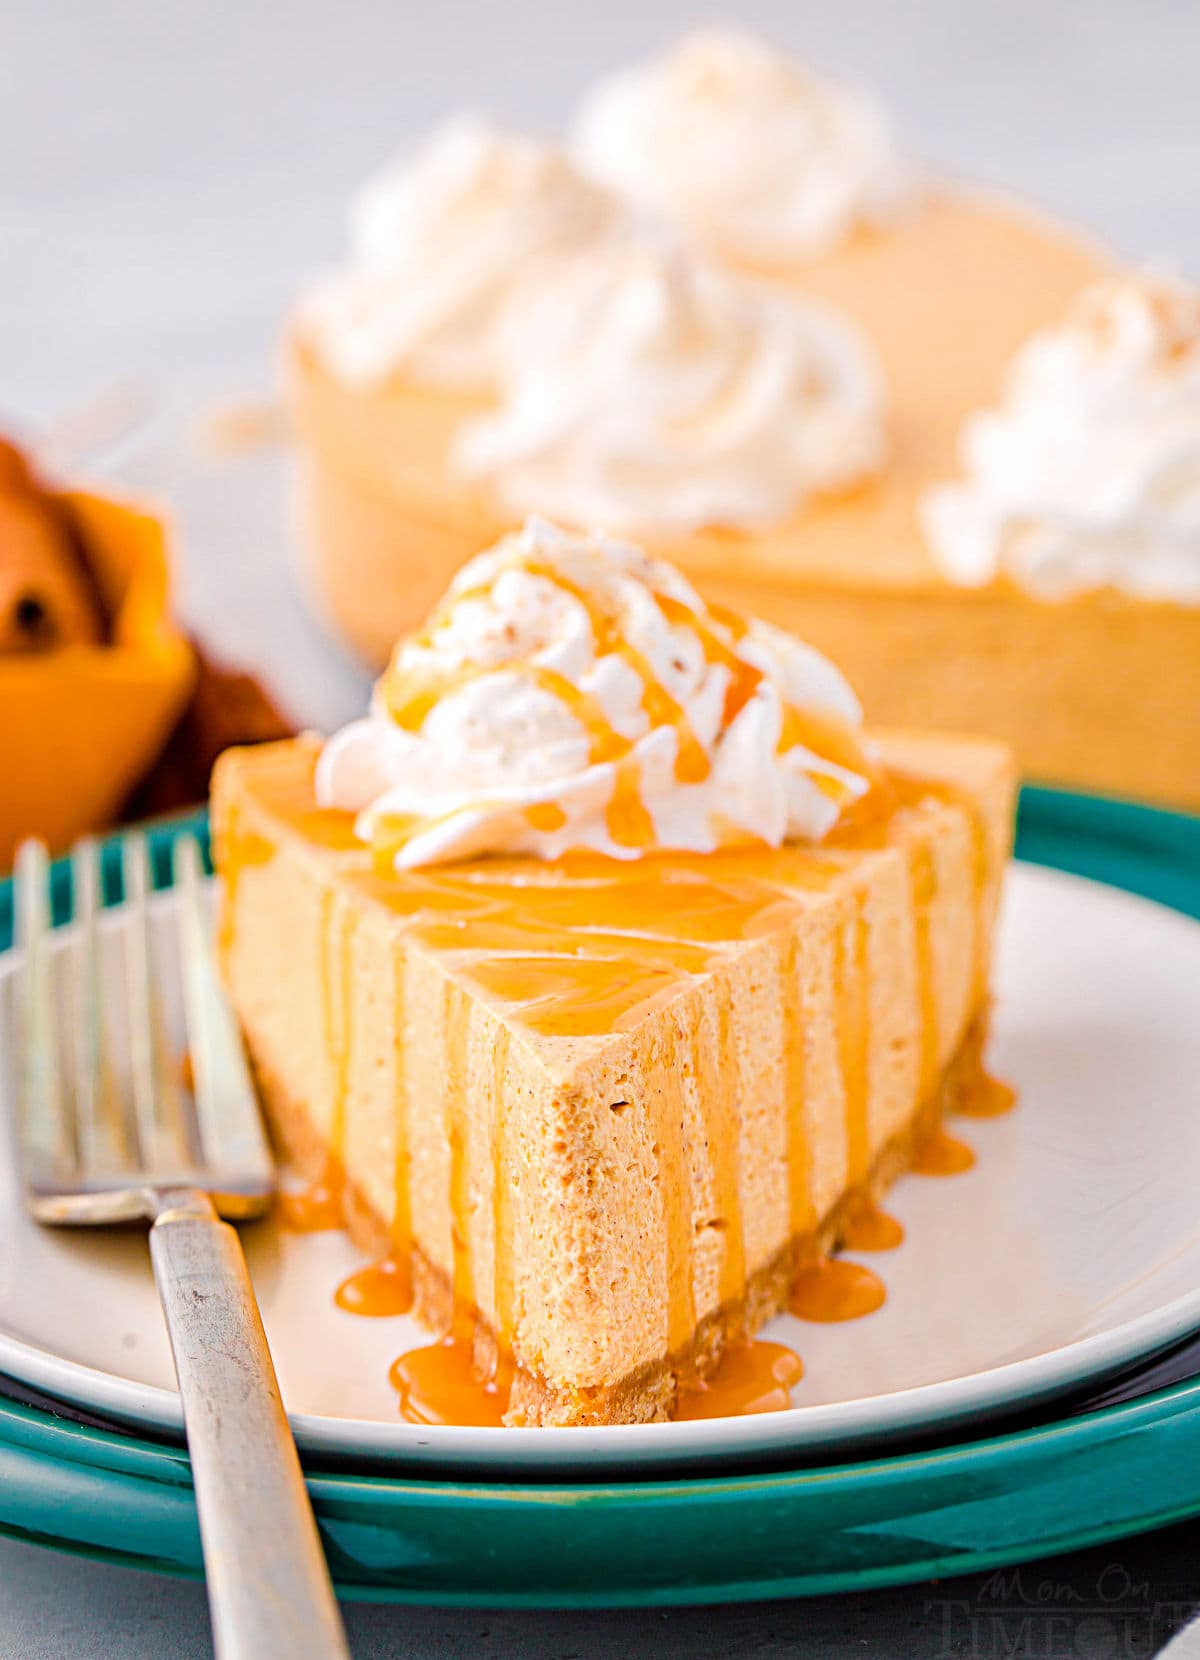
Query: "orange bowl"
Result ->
[[0, 489, 195, 868]]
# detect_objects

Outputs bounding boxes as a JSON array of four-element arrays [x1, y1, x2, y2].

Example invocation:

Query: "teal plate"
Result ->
[[0, 786, 1198, 1604]]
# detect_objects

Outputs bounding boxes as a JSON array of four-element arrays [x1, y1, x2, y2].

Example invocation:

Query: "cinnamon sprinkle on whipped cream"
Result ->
[[316, 518, 876, 869], [923, 274, 1200, 605], [572, 27, 914, 264]]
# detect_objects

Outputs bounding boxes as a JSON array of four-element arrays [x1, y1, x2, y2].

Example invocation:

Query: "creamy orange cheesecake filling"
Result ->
[[217, 730, 1012, 1424]]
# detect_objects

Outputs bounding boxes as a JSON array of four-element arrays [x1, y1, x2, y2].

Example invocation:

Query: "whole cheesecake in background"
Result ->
[[286, 118, 889, 664], [567, 30, 1200, 810], [212, 520, 1015, 1427]]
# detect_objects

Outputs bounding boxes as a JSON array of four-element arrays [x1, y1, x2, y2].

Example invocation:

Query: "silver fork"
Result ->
[[13, 832, 351, 1660]]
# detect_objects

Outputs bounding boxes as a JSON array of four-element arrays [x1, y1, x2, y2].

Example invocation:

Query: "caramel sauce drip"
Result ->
[[782, 935, 815, 1241], [443, 981, 474, 1341], [334, 1255, 413, 1317], [675, 1339, 804, 1421], [710, 994, 747, 1312], [373, 557, 878, 862], [491, 1026, 516, 1351], [776, 702, 874, 781], [524, 800, 567, 833], [606, 755, 658, 850], [959, 1069, 1018, 1119], [390, 1340, 512, 1428], [655, 592, 763, 726], [384, 982, 520, 1425], [913, 1126, 977, 1176], [659, 1025, 697, 1359], [841, 1195, 905, 1252], [904, 841, 938, 1109], [391, 951, 414, 1297], [790, 1257, 887, 1323], [277, 1155, 344, 1232], [833, 895, 872, 1188], [891, 769, 993, 1007]]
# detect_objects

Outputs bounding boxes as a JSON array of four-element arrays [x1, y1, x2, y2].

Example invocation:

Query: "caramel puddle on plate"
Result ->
[[959, 1070, 1019, 1120], [676, 1340, 805, 1421], [276, 1157, 345, 1232], [790, 1258, 888, 1323], [389, 1341, 513, 1428], [334, 1256, 413, 1317], [912, 1127, 978, 1176], [841, 1195, 905, 1252]]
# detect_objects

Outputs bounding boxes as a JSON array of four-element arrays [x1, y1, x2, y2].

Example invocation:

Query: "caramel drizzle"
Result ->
[[389, 983, 514, 1425], [388, 948, 415, 1310], [444, 979, 474, 1344], [910, 835, 940, 1105], [280, 889, 353, 1232], [376, 557, 874, 861], [491, 1025, 515, 1356], [660, 1023, 696, 1361], [841, 1195, 905, 1252], [892, 770, 993, 1012], [704, 992, 746, 1316], [791, 1257, 886, 1322], [913, 1127, 977, 1176], [229, 760, 1004, 1422], [834, 893, 872, 1189], [675, 1338, 803, 1420], [782, 934, 815, 1242]]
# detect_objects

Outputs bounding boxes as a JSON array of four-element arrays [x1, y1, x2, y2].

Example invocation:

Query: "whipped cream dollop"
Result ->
[[300, 117, 627, 388], [571, 28, 913, 264], [922, 276, 1200, 604], [454, 242, 885, 533], [316, 518, 875, 869]]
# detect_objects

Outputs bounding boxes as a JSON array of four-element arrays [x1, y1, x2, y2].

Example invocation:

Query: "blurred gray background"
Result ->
[[3, 2, 1199, 1654], [4, 0, 1200, 733]]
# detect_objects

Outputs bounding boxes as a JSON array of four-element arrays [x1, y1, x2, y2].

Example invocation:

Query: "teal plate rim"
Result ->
[[0, 783, 1198, 1605]]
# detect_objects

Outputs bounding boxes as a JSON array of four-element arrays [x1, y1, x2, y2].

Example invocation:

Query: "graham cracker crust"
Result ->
[[250, 1018, 987, 1427]]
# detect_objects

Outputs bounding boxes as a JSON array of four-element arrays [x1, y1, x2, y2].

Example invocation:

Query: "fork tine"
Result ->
[[174, 835, 273, 1198], [122, 831, 193, 1174], [70, 836, 132, 1175], [14, 839, 73, 1183]]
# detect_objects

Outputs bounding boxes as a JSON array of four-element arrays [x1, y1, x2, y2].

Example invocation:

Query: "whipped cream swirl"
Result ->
[[922, 276, 1200, 604], [300, 117, 627, 388], [572, 28, 913, 264], [455, 242, 885, 533], [316, 518, 875, 869]]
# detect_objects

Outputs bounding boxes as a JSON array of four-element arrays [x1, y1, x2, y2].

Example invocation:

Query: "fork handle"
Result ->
[[149, 1195, 351, 1660]]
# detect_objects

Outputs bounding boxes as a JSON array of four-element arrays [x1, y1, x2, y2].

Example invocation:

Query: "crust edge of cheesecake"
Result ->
[[251, 1014, 987, 1426]]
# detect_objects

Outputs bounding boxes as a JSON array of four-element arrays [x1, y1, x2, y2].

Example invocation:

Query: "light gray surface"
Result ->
[[2, 1523, 1199, 1660], [2, 0, 1199, 1653]]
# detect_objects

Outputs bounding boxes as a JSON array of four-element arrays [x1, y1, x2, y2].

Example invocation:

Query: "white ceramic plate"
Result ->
[[2, 863, 1199, 1477]]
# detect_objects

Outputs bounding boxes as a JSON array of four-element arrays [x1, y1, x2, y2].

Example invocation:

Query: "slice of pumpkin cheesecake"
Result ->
[[212, 519, 1015, 1425]]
